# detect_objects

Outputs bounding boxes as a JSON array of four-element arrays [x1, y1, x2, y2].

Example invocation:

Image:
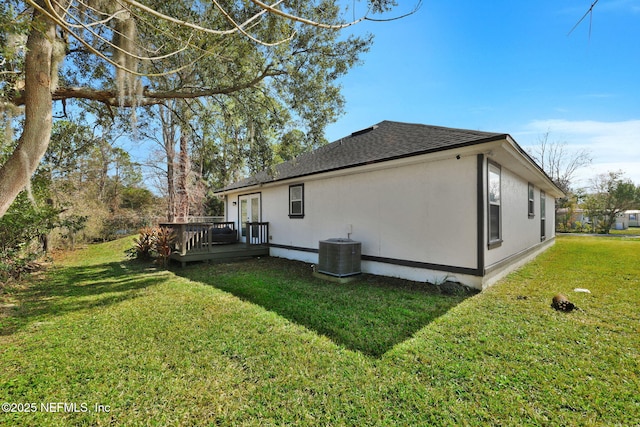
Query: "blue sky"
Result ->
[[324, 0, 640, 187]]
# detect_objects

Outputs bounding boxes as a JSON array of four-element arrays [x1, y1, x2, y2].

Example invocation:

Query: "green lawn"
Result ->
[[1, 236, 638, 425], [607, 227, 640, 235]]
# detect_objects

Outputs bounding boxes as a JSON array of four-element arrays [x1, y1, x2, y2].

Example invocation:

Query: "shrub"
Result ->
[[128, 226, 175, 267], [130, 227, 157, 260], [155, 227, 176, 268], [0, 192, 59, 280]]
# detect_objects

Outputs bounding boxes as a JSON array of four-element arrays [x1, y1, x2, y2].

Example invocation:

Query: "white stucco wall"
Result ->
[[221, 146, 560, 290], [227, 153, 479, 274], [483, 162, 556, 272], [281, 155, 478, 268]]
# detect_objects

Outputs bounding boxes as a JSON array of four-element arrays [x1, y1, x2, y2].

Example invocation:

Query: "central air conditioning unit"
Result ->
[[318, 238, 361, 277]]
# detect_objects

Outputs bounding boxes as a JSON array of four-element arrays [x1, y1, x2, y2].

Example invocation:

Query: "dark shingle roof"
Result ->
[[216, 120, 506, 192]]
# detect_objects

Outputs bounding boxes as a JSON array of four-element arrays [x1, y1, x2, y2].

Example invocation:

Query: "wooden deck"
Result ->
[[160, 221, 270, 267], [168, 242, 269, 267]]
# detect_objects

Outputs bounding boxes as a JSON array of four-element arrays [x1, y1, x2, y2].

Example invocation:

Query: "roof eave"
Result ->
[[214, 133, 509, 195]]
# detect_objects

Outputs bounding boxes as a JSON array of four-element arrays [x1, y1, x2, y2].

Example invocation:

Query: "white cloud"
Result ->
[[516, 119, 640, 188]]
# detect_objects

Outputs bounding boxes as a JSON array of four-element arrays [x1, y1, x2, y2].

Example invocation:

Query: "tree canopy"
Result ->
[[0, 0, 415, 218]]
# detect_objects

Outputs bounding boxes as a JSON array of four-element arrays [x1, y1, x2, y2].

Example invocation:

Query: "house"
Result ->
[[213, 121, 564, 290], [615, 210, 640, 230], [626, 210, 640, 227], [556, 208, 639, 232]]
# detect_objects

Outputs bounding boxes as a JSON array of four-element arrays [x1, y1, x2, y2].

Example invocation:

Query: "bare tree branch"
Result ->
[[528, 132, 592, 194]]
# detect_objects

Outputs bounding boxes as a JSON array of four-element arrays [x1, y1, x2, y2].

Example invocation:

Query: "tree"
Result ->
[[528, 132, 592, 233], [0, 0, 59, 218], [584, 171, 640, 234], [1, 0, 413, 218], [41, 119, 96, 182], [528, 132, 592, 195], [274, 129, 310, 163], [0, 188, 59, 278], [139, 99, 207, 222], [37, 114, 159, 244], [138, 102, 181, 221], [188, 89, 293, 190]]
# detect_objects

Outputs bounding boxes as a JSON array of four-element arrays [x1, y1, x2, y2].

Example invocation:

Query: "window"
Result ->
[[540, 191, 546, 240], [289, 184, 304, 218], [488, 162, 501, 248], [528, 183, 535, 218]]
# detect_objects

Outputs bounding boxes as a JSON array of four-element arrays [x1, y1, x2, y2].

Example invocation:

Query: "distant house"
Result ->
[[214, 121, 564, 290], [556, 208, 639, 231], [627, 210, 640, 227], [615, 210, 640, 230]]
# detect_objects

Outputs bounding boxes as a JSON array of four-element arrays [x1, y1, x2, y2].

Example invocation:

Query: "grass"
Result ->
[[607, 227, 640, 235], [179, 259, 472, 357], [0, 235, 639, 425]]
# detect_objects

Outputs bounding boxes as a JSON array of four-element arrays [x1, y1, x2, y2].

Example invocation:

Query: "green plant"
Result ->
[[58, 214, 88, 250], [130, 227, 157, 260], [128, 226, 175, 267], [0, 191, 59, 280], [154, 226, 175, 268]]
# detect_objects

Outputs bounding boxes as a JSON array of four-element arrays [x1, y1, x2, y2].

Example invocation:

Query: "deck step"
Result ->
[[170, 243, 269, 267]]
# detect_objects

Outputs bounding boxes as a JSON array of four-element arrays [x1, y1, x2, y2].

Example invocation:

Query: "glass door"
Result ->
[[239, 194, 261, 243]]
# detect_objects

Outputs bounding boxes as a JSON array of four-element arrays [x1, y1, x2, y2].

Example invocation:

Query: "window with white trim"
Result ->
[[528, 183, 535, 218], [289, 184, 304, 218], [488, 162, 502, 248]]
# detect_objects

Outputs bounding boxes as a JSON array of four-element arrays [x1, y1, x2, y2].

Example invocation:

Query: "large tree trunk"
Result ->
[[175, 131, 190, 223], [0, 6, 56, 217], [160, 105, 177, 222], [166, 149, 176, 222]]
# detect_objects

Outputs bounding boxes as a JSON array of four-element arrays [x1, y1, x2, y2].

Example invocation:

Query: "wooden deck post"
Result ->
[[178, 223, 187, 256]]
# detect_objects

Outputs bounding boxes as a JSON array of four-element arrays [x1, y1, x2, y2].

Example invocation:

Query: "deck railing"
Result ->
[[160, 222, 237, 256], [160, 221, 270, 256], [187, 216, 225, 223], [245, 222, 269, 247]]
